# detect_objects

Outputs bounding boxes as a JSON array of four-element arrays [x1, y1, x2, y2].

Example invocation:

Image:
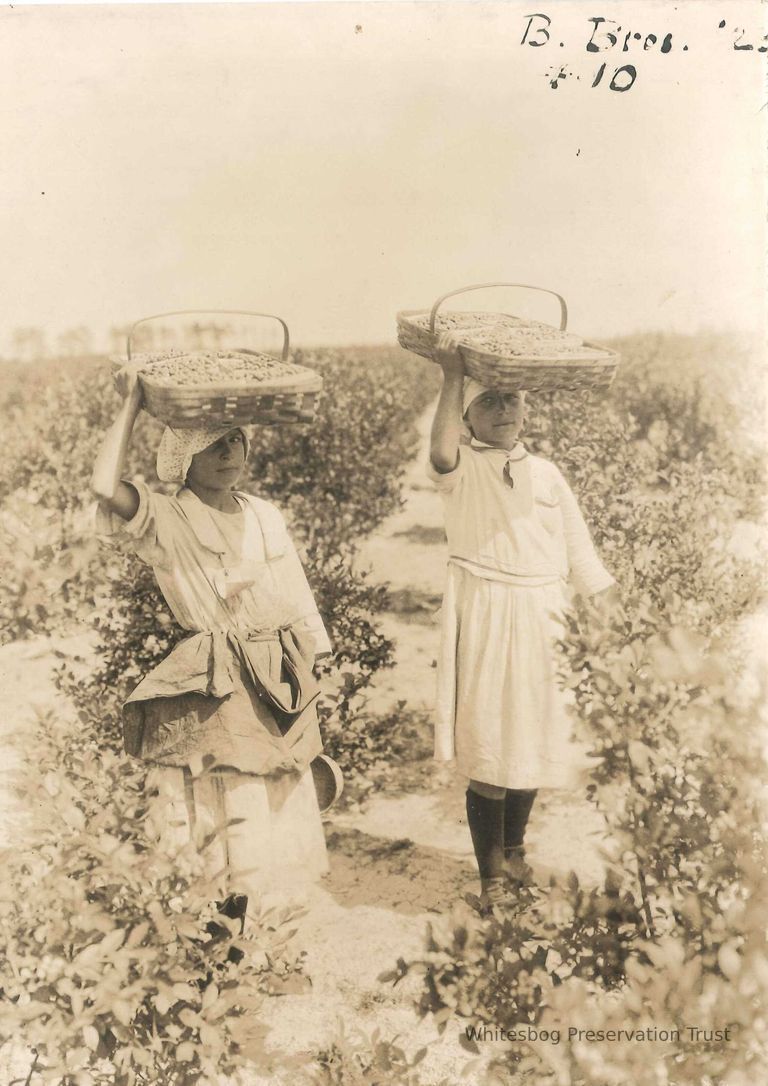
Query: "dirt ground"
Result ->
[[234, 410, 608, 1082], [1, 406, 762, 1085], [0, 407, 610, 1085]]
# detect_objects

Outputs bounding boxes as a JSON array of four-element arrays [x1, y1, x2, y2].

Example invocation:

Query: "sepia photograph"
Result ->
[[0, 1, 765, 1083]]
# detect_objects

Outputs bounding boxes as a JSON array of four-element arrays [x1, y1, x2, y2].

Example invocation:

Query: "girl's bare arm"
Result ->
[[91, 366, 142, 521], [429, 332, 466, 473]]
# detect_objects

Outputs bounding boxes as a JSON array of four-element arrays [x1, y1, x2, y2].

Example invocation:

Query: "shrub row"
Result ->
[[0, 344, 439, 1084], [0, 707, 309, 1085], [395, 608, 766, 1085], [386, 332, 767, 1084], [0, 348, 438, 739]]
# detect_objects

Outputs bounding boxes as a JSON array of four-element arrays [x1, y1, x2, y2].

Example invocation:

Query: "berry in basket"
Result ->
[[133, 348, 315, 386], [114, 349, 323, 428], [397, 302, 620, 392], [405, 312, 587, 357]]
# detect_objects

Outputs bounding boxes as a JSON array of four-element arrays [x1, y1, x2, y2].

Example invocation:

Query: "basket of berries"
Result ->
[[111, 310, 322, 427], [397, 284, 620, 392]]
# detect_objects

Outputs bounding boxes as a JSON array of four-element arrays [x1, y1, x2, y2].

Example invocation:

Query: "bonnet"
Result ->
[[156, 424, 252, 484]]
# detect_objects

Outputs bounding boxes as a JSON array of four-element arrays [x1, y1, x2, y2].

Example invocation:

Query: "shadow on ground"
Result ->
[[393, 524, 446, 546], [383, 586, 442, 623], [325, 826, 472, 915]]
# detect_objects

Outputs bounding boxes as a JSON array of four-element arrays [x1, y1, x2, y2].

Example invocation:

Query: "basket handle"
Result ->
[[126, 309, 290, 361], [428, 283, 568, 333]]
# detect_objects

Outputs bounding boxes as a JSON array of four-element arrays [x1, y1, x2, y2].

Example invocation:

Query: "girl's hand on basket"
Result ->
[[432, 332, 465, 378], [114, 361, 144, 403]]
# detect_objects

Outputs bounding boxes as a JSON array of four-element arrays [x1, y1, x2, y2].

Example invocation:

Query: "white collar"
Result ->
[[470, 439, 527, 460], [175, 487, 288, 560]]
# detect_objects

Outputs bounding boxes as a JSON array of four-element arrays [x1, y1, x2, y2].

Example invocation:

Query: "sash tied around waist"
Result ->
[[121, 623, 322, 766], [124, 623, 320, 720]]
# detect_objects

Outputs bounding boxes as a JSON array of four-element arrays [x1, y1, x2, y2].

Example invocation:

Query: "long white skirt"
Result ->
[[146, 763, 329, 905], [435, 565, 578, 790]]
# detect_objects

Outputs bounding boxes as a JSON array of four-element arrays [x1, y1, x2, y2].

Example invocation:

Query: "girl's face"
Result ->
[[187, 429, 247, 490], [465, 390, 526, 448]]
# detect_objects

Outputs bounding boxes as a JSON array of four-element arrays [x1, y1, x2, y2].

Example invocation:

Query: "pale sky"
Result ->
[[1, 1, 765, 354]]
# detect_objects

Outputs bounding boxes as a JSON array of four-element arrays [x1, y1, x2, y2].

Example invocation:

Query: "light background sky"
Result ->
[[1, 0, 765, 354]]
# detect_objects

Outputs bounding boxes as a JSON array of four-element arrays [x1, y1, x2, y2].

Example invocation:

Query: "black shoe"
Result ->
[[467, 877, 518, 916], [504, 846, 534, 886]]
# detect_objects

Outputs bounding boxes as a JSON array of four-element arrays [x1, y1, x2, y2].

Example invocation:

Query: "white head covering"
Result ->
[[462, 378, 489, 417], [462, 378, 528, 417], [156, 424, 251, 483]]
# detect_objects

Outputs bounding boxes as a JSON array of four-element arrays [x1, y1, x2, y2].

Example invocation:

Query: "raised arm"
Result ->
[[429, 332, 466, 474], [91, 365, 143, 521]]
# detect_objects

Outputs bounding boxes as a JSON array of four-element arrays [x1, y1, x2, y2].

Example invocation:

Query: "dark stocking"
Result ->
[[503, 789, 537, 857], [465, 787, 505, 881]]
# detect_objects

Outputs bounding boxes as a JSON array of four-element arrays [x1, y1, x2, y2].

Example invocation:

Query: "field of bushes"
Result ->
[[0, 330, 765, 1085]]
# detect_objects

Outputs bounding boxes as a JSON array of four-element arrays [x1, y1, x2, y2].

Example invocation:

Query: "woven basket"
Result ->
[[112, 310, 322, 427], [397, 283, 619, 392]]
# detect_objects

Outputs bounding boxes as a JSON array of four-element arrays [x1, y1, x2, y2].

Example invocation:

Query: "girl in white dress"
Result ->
[[428, 333, 619, 908], [91, 365, 331, 923]]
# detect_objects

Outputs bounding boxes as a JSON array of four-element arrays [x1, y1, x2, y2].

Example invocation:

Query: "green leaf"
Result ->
[[82, 1024, 100, 1051], [154, 991, 173, 1016], [175, 1041, 196, 1062], [459, 1033, 480, 1055], [62, 804, 86, 831], [125, 921, 150, 948], [112, 1000, 134, 1026], [717, 943, 741, 980], [100, 928, 127, 954]]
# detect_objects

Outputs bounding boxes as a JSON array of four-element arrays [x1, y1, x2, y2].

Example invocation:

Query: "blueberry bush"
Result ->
[[0, 707, 308, 1085], [2, 331, 765, 1085], [0, 343, 438, 1084], [383, 331, 767, 1085]]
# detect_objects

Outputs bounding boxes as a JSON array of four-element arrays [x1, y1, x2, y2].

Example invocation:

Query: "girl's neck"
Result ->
[[186, 481, 241, 514], [474, 437, 524, 453]]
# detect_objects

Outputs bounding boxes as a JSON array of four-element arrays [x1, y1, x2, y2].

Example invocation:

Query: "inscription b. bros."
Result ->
[[521, 12, 767, 94]]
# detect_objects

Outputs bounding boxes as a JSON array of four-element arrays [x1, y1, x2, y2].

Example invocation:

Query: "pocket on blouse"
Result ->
[[534, 496, 561, 536]]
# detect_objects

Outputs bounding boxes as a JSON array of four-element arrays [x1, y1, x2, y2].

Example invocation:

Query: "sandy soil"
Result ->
[[0, 406, 608, 1085], [6, 404, 761, 1084]]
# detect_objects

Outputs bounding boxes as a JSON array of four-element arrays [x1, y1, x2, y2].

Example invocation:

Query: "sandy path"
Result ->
[[242, 405, 608, 1080], [351, 405, 607, 886], [3, 404, 765, 1084], [0, 406, 608, 1085]]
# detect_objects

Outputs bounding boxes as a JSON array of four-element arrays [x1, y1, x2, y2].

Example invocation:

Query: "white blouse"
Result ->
[[427, 442, 614, 598], [95, 482, 331, 656]]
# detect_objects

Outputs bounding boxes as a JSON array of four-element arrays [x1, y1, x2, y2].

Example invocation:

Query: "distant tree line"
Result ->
[[5, 319, 283, 363]]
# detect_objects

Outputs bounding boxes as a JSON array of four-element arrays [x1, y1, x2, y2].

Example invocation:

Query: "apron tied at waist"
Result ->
[[226, 625, 320, 732], [122, 623, 323, 767]]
